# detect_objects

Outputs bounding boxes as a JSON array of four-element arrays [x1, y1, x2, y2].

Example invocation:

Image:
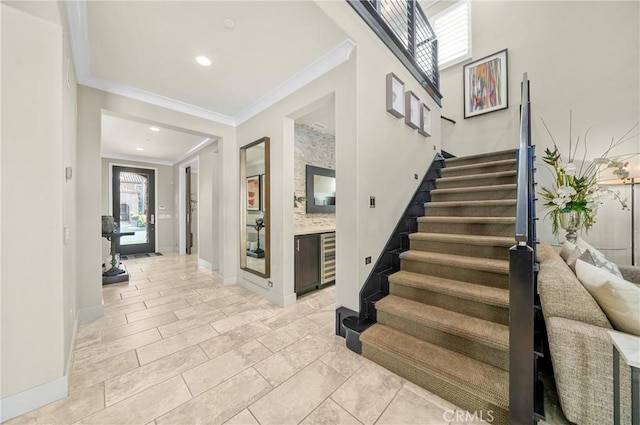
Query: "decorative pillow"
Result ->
[[576, 238, 623, 278], [575, 259, 640, 336], [568, 249, 595, 273], [560, 240, 578, 262]]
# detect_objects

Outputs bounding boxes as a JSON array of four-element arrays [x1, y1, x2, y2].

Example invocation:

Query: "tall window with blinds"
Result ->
[[432, 0, 471, 70]]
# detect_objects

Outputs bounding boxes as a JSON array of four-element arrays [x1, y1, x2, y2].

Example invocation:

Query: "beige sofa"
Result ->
[[537, 243, 638, 425]]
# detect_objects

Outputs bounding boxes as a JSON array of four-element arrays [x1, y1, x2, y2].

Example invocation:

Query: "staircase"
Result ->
[[360, 149, 518, 425]]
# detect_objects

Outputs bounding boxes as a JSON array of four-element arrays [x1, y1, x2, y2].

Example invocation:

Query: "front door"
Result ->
[[112, 166, 156, 255], [186, 166, 192, 255]]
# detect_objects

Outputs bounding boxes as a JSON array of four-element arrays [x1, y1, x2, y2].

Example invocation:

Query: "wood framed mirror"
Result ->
[[240, 137, 270, 277]]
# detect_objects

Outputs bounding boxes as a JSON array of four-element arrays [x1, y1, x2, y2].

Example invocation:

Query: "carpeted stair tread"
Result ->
[[426, 199, 516, 207], [400, 250, 509, 275], [409, 233, 514, 248], [418, 216, 515, 224], [389, 270, 509, 308], [437, 170, 516, 183], [431, 184, 516, 195], [445, 149, 517, 164], [441, 158, 516, 172], [361, 324, 509, 410], [377, 295, 509, 351]]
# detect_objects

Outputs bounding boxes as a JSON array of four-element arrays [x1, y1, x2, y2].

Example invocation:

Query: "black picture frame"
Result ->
[[305, 165, 336, 214]]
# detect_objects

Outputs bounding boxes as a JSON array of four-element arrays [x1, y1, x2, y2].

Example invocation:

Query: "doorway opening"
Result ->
[[179, 157, 200, 256], [111, 165, 156, 255]]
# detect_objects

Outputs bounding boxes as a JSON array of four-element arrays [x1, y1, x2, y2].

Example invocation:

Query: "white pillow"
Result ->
[[575, 259, 640, 336], [560, 240, 578, 262], [576, 238, 623, 278]]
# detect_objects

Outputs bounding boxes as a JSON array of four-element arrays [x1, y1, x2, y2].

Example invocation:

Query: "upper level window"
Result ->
[[432, 0, 471, 70]]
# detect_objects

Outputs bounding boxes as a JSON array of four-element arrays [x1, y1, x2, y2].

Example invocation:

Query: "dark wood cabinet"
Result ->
[[294, 234, 320, 294]]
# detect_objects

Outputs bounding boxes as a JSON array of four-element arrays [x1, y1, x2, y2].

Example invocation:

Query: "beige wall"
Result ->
[[100, 158, 176, 254], [1, 2, 65, 410], [426, 0, 639, 249]]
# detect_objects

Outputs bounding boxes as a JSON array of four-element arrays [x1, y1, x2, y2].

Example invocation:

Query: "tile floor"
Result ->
[[5, 253, 565, 425]]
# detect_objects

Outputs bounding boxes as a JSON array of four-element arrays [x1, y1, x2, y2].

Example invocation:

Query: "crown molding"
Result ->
[[64, 1, 355, 129], [101, 152, 174, 167]]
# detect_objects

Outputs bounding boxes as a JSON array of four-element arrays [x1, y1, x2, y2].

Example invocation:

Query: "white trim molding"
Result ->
[[0, 376, 68, 422], [197, 258, 218, 271], [78, 303, 104, 324]]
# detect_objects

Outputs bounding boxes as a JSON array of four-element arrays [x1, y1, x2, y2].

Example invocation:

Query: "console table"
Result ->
[[609, 330, 640, 425]]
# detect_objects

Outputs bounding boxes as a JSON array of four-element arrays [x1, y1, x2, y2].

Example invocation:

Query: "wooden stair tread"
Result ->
[[431, 184, 516, 194], [442, 159, 516, 172], [437, 171, 516, 183], [361, 324, 509, 409], [408, 233, 514, 247], [399, 250, 509, 274], [445, 149, 517, 164], [389, 271, 509, 308], [417, 216, 515, 224], [426, 200, 516, 207], [376, 295, 509, 351]]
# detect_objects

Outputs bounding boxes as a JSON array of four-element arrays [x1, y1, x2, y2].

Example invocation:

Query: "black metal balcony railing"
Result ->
[[349, 0, 442, 105]]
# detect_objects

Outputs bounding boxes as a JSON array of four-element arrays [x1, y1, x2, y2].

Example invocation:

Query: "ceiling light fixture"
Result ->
[[196, 56, 212, 67], [136, 147, 144, 151], [149, 126, 160, 132], [223, 18, 235, 29]]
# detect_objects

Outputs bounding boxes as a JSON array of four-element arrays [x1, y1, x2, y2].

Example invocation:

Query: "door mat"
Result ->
[[121, 252, 163, 260]]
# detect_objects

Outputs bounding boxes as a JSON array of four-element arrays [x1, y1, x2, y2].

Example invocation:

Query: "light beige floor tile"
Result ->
[[305, 310, 335, 326], [120, 286, 167, 299], [142, 291, 200, 308], [218, 297, 276, 317], [78, 375, 192, 425], [223, 409, 259, 425], [105, 345, 207, 406], [249, 361, 346, 425], [175, 298, 235, 318], [182, 340, 272, 396], [331, 362, 405, 424], [79, 314, 127, 331], [402, 381, 459, 413], [69, 350, 139, 392], [75, 327, 101, 350], [300, 398, 362, 425], [376, 386, 448, 425], [260, 303, 317, 330], [136, 324, 218, 365], [158, 308, 226, 339], [125, 299, 189, 323], [253, 334, 333, 386], [257, 317, 323, 352], [101, 312, 177, 343], [156, 368, 271, 425], [319, 346, 366, 378], [211, 308, 275, 334], [18, 382, 104, 424], [73, 328, 161, 368], [159, 283, 208, 298], [2, 414, 38, 424], [199, 321, 273, 359], [103, 301, 148, 319], [105, 292, 162, 309]]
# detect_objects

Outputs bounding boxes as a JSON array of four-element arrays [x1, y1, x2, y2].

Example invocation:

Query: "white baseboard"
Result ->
[[0, 375, 68, 422], [78, 303, 104, 324], [65, 315, 79, 376], [238, 277, 285, 307], [197, 258, 218, 271], [158, 246, 175, 253], [223, 275, 237, 285]]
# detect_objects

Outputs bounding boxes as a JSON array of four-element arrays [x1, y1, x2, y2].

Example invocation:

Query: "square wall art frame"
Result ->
[[386, 72, 405, 118], [405, 91, 420, 129], [419, 103, 431, 137], [463, 49, 508, 119]]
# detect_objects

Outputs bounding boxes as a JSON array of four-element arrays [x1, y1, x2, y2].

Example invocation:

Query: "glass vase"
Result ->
[[559, 210, 582, 243]]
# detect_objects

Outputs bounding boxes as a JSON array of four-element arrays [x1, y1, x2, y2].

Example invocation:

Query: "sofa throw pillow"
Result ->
[[575, 259, 640, 336], [576, 238, 623, 278], [568, 249, 595, 273], [560, 240, 578, 262]]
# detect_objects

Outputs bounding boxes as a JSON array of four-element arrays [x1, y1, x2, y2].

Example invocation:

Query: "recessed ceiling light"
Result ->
[[149, 126, 160, 132], [223, 18, 235, 29], [136, 147, 144, 151], [196, 56, 212, 67]]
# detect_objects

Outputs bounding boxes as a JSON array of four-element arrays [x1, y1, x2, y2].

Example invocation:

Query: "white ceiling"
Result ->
[[65, 0, 352, 164], [101, 114, 212, 165]]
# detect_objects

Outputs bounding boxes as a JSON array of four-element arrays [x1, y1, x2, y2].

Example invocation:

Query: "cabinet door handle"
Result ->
[[296, 240, 300, 252]]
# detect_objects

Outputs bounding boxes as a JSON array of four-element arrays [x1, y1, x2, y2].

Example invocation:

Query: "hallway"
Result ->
[[6, 254, 469, 425]]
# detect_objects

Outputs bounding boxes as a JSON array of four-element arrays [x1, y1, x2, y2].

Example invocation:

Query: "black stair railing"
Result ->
[[509, 73, 544, 424], [348, 0, 442, 106]]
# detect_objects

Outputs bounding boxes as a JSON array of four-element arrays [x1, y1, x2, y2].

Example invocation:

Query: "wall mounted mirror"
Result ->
[[306, 165, 336, 213], [240, 137, 270, 277]]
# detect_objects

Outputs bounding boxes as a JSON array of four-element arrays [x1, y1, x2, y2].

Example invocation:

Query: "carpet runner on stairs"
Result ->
[[360, 149, 517, 425]]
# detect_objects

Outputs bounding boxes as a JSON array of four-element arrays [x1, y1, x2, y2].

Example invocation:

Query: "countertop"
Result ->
[[294, 228, 336, 236]]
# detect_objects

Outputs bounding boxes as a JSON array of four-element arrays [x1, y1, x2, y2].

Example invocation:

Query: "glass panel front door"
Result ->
[[112, 166, 156, 255]]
